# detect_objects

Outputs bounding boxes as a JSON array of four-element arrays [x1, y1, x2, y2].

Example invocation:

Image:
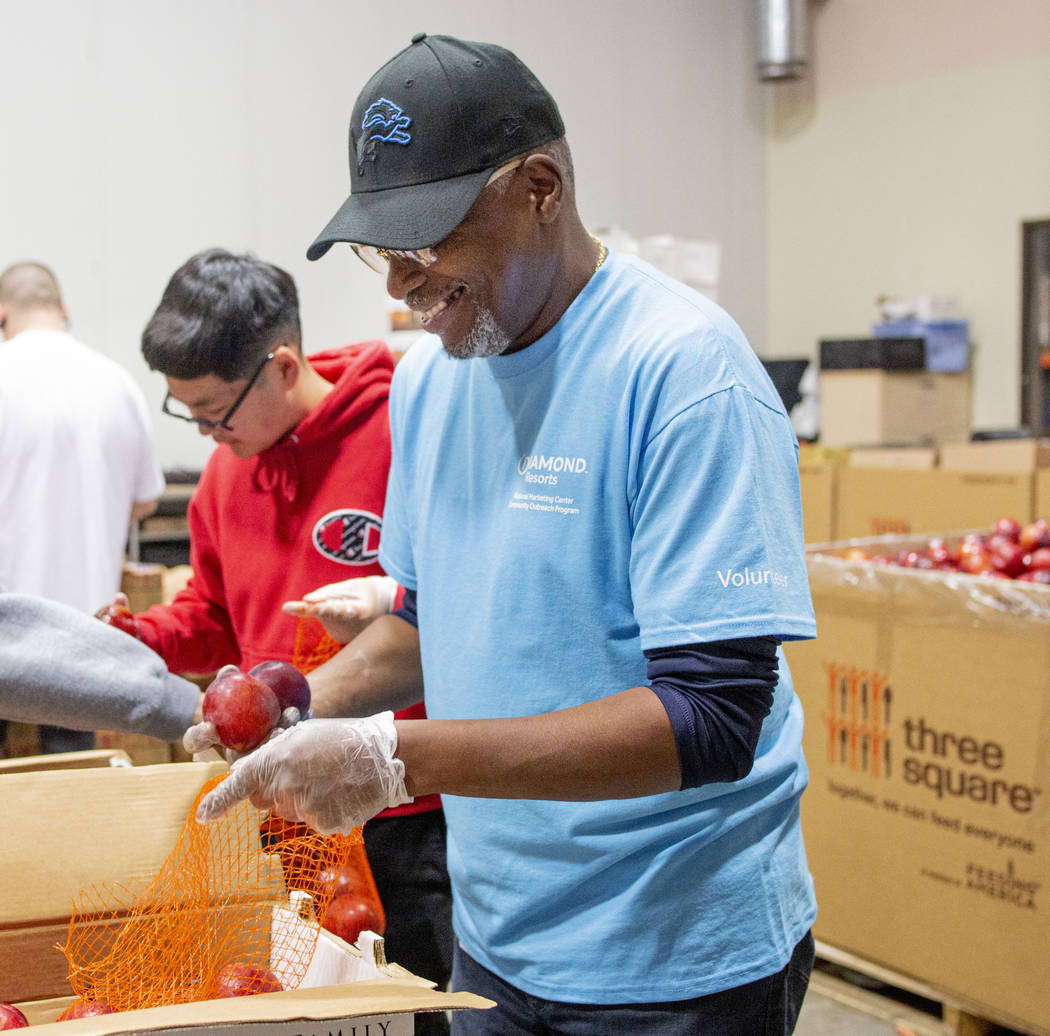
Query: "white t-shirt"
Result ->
[[0, 329, 165, 612]]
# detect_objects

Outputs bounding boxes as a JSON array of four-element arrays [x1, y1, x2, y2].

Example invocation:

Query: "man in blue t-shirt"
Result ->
[[199, 34, 819, 1035]]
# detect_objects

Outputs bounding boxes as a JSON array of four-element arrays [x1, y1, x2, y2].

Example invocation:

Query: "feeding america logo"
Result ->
[[312, 509, 382, 566]]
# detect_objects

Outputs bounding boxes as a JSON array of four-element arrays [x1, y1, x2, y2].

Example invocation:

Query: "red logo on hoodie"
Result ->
[[312, 509, 382, 565]]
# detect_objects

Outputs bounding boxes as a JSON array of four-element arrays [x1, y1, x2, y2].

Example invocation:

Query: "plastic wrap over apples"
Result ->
[[807, 528, 1050, 628]]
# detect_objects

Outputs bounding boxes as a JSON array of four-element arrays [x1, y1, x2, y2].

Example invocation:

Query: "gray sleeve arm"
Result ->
[[0, 593, 200, 742]]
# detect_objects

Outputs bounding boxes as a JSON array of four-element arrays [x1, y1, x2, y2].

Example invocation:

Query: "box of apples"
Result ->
[[829, 515, 1050, 582], [0, 700, 490, 1032], [784, 519, 1050, 1036]]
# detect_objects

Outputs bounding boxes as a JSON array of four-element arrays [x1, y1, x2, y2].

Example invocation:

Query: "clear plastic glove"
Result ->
[[281, 575, 398, 644], [194, 713, 412, 834]]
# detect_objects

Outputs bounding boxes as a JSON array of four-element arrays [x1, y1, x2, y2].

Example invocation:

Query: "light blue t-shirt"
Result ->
[[380, 251, 817, 1003]]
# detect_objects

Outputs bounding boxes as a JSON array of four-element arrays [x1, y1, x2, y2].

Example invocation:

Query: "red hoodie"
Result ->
[[136, 341, 436, 816]]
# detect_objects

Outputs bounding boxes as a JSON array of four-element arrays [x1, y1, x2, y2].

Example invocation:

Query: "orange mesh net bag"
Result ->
[[61, 780, 369, 1010], [291, 613, 345, 674], [61, 623, 383, 1011]]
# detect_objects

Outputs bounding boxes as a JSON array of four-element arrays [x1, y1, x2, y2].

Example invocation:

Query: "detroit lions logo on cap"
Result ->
[[312, 509, 382, 566], [357, 98, 411, 174]]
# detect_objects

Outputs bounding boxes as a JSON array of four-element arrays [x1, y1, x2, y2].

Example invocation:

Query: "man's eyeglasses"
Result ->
[[161, 351, 275, 431], [350, 157, 524, 274]]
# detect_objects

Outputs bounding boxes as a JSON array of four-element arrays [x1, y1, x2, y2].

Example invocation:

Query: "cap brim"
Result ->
[[306, 166, 495, 261]]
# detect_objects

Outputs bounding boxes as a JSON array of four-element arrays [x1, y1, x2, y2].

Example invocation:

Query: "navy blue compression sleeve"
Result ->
[[396, 588, 773, 789], [393, 587, 418, 627], [645, 637, 779, 789]]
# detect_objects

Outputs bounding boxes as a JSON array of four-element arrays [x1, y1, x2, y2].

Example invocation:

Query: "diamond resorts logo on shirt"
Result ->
[[517, 453, 588, 487]]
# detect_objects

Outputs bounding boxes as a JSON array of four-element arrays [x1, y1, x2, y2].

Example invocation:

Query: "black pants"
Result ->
[[364, 808, 454, 1036]]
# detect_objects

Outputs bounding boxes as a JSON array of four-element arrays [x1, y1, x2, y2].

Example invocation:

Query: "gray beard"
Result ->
[[443, 304, 511, 359]]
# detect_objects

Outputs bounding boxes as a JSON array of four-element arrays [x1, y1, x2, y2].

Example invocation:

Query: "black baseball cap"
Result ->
[[306, 33, 565, 261]]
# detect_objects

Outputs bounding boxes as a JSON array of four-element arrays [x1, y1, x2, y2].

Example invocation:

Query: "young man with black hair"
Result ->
[[109, 249, 451, 1030], [198, 37, 818, 1035]]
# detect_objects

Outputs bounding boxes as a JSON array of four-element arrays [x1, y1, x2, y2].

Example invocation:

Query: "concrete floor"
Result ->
[[796, 964, 1028, 1036]]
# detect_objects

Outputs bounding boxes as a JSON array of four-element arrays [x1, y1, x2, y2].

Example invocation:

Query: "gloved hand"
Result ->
[[194, 713, 412, 834], [281, 575, 399, 644]]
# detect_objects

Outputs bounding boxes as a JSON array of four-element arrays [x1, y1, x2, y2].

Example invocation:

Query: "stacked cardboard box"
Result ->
[[819, 369, 972, 449], [832, 439, 1049, 541], [798, 445, 849, 544], [786, 536, 1050, 1035]]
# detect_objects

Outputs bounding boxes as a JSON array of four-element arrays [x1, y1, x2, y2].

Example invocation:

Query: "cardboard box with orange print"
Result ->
[[786, 535, 1050, 1036]]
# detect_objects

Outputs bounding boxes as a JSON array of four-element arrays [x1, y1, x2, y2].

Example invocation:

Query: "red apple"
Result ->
[[1019, 568, 1050, 584], [93, 602, 141, 639], [990, 542, 1027, 578], [202, 666, 281, 752], [927, 539, 955, 568], [213, 962, 283, 998], [992, 516, 1022, 542], [313, 861, 378, 902], [1027, 547, 1050, 572], [248, 660, 311, 715], [1019, 519, 1050, 552], [0, 1003, 28, 1029], [56, 998, 116, 1020], [322, 892, 385, 944], [957, 550, 992, 575]]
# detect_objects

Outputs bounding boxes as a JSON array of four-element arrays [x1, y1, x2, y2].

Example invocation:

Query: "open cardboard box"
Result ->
[[785, 535, 1050, 1035], [0, 762, 491, 1032]]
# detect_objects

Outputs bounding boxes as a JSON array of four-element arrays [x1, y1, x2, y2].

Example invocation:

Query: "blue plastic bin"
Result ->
[[872, 318, 969, 371]]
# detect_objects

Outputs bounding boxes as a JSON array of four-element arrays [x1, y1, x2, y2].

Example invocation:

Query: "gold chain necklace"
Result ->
[[589, 234, 608, 275]]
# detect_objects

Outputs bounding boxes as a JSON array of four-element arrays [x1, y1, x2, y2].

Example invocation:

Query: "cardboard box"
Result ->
[[0, 762, 490, 1032], [835, 467, 1033, 539], [1038, 469, 1050, 521], [819, 370, 971, 448], [939, 437, 1050, 474], [798, 445, 850, 544], [119, 562, 166, 613], [785, 536, 1050, 1035], [848, 446, 937, 470]]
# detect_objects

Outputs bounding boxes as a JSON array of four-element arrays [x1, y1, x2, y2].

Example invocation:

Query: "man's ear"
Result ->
[[521, 154, 563, 224], [0, 303, 7, 334]]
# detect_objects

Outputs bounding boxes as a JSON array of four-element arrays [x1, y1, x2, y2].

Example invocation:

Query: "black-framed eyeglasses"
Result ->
[[161, 351, 275, 431]]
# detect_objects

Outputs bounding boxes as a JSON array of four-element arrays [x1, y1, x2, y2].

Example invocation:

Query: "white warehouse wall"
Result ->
[[2, 1, 769, 471]]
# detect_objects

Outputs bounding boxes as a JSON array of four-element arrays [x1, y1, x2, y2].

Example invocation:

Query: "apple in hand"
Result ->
[[0, 1002, 28, 1029], [93, 602, 141, 639], [248, 660, 311, 716], [202, 665, 281, 752], [56, 998, 116, 1020], [322, 893, 386, 944], [213, 962, 282, 998]]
